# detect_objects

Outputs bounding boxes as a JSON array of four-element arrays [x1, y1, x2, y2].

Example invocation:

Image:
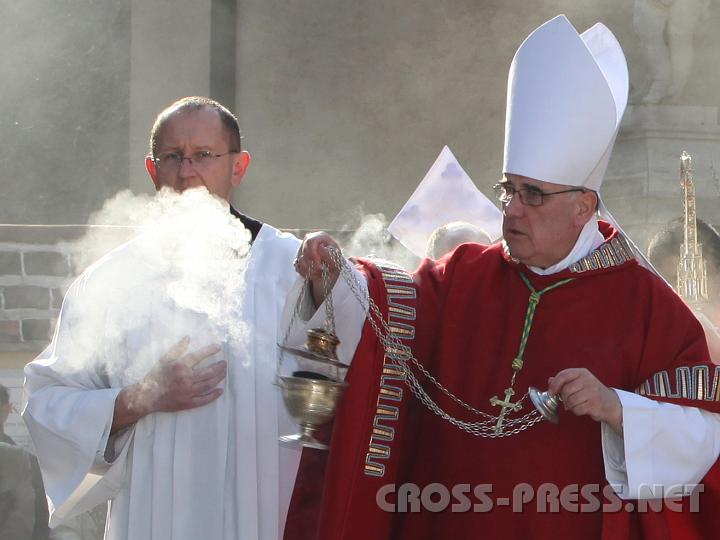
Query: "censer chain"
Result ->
[[324, 247, 543, 438]]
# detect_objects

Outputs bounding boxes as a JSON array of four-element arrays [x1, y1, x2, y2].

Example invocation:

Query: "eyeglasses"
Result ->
[[153, 150, 237, 171], [492, 182, 586, 207]]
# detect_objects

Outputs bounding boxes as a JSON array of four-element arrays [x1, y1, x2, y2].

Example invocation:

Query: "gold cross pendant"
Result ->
[[489, 386, 523, 435]]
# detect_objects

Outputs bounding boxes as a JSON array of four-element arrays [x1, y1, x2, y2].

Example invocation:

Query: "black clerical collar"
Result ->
[[229, 205, 263, 243]]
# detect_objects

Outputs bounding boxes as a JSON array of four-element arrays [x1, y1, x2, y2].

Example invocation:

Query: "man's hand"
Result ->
[[112, 337, 226, 433], [294, 232, 342, 307], [548, 368, 623, 435]]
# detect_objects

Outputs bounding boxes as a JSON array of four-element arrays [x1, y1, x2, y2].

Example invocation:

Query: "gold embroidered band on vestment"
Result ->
[[568, 236, 634, 273], [636, 365, 720, 401], [364, 262, 416, 478]]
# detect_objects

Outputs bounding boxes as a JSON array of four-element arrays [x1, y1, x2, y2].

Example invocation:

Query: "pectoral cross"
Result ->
[[489, 387, 523, 435]]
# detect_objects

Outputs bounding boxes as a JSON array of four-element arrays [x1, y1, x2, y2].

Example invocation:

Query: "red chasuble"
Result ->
[[285, 222, 720, 540]]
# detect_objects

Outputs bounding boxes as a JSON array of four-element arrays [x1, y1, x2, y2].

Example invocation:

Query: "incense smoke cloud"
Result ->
[[56, 188, 252, 382], [342, 212, 419, 271]]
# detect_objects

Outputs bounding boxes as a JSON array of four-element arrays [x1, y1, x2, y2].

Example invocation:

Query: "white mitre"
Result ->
[[503, 15, 657, 273], [503, 15, 627, 190], [388, 145, 503, 258]]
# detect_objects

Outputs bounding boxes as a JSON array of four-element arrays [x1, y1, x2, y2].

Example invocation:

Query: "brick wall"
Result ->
[[0, 238, 75, 352], [0, 225, 136, 354]]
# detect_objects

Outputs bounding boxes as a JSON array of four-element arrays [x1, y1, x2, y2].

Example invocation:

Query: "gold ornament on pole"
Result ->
[[677, 151, 708, 308]]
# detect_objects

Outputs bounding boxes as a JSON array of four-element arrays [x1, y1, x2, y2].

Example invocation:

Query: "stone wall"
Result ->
[[0, 225, 136, 356], [0, 227, 80, 353]]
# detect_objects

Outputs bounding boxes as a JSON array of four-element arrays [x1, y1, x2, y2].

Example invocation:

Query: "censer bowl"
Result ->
[[277, 371, 348, 450]]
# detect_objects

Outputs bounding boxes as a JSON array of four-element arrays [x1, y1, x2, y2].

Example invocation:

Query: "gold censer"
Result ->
[[277, 264, 348, 450]]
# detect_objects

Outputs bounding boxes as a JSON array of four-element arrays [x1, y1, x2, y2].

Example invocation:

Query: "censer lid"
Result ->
[[279, 328, 349, 368]]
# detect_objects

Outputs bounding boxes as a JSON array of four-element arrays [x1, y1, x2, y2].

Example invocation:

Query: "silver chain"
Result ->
[[276, 270, 309, 381], [278, 261, 341, 380], [325, 246, 544, 438], [321, 263, 336, 336]]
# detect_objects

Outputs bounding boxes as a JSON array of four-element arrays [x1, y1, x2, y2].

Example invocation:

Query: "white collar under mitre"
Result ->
[[527, 219, 604, 275], [502, 15, 657, 275]]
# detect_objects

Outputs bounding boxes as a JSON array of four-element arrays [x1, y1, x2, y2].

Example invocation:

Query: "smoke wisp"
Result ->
[[343, 212, 419, 271]]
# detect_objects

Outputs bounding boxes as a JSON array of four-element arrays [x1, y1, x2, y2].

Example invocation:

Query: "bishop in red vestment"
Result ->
[[285, 15, 720, 540], [287, 222, 720, 540]]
